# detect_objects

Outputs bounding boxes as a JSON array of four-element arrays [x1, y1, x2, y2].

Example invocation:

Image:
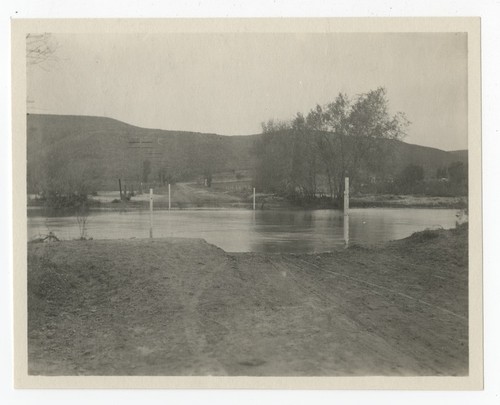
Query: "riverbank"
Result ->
[[28, 224, 468, 376], [350, 194, 467, 209], [28, 182, 467, 210]]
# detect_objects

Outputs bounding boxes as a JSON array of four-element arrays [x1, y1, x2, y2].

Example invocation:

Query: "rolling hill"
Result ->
[[27, 114, 258, 192], [26, 113, 467, 193]]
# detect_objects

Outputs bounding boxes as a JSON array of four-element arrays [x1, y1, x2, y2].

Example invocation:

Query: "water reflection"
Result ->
[[27, 208, 459, 253]]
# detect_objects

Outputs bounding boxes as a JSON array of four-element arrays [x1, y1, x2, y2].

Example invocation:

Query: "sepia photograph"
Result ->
[[11, 18, 482, 389]]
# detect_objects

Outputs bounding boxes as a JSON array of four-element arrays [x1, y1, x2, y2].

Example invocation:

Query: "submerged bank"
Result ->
[[28, 224, 468, 376], [96, 193, 467, 210], [28, 181, 467, 211]]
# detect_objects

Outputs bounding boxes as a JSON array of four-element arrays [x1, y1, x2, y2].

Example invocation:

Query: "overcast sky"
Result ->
[[27, 32, 467, 151]]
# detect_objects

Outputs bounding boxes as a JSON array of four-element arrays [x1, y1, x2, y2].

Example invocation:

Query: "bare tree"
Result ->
[[75, 202, 90, 240], [26, 33, 59, 67]]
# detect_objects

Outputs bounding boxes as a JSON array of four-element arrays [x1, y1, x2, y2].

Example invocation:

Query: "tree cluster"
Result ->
[[254, 88, 410, 204], [368, 161, 468, 196], [397, 164, 425, 188], [28, 145, 101, 209]]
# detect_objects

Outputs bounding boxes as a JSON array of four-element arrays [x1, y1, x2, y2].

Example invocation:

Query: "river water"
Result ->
[[27, 208, 460, 253]]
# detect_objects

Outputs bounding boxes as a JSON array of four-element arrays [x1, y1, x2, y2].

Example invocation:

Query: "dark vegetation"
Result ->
[[255, 88, 409, 205], [253, 88, 468, 206], [359, 161, 468, 197]]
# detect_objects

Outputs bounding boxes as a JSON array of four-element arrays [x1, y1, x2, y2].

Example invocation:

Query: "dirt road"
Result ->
[[93, 182, 245, 209], [27, 226, 468, 376]]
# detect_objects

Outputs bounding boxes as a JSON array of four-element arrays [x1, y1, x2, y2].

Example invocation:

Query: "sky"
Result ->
[[27, 32, 468, 151]]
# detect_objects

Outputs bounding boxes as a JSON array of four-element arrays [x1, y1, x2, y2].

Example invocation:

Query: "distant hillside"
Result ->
[[26, 114, 467, 193], [27, 114, 259, 192], [448, 149, 469, 162], [386, 141, 468, 178]]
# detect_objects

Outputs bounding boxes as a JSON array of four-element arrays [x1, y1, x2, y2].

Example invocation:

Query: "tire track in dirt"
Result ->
[[261, 255, 426, 375], [148, 245, 227, 375], [289, 256, 466, 321], [179, 280, 227, 375], [275, 255, 467, 375]]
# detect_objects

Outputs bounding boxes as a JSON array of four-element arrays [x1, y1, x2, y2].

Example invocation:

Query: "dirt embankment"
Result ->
[[350, 194, 467, 209], [28, 225, 468, 376]]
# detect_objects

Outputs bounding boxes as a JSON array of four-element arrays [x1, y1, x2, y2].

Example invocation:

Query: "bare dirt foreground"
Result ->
[[27, 225, 468, 376]]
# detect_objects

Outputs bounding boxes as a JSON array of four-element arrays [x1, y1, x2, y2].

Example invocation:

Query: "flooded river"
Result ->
[[27, 208, 460, 253]]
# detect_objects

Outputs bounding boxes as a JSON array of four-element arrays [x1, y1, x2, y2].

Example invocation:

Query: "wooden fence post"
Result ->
[[149, 188, 153, 238]]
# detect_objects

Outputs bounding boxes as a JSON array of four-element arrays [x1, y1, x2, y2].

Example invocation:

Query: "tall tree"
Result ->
[[255, 87, 410, 204], [307, 88, 409, 203], [253, 126, 294, 195]]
